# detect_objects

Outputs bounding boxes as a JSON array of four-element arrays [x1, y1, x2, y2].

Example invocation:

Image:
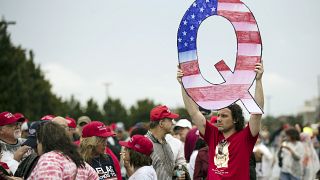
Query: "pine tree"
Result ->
[[0, 19, 67, 121]]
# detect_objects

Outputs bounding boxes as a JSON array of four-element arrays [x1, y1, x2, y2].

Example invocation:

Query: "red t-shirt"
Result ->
[[203, 121, 258, 180]]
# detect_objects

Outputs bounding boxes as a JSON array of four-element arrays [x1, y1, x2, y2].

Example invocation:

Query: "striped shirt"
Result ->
[[27, 151, 98, 180], [146, 131, 174, 180]]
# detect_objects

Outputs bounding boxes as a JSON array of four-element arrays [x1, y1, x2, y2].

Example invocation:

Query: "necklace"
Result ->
[[92, 157, 102, 167], [218, 139, 228, 155], [92, 157, 106, 177]]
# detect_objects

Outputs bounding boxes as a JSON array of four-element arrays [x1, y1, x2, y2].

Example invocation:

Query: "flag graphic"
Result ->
[[177, 0, 263, 114]]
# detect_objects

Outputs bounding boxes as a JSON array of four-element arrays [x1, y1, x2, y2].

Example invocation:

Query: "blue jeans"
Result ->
[[280, 172, 300, 180]]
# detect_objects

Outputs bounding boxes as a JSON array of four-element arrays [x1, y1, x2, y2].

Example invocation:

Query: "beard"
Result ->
[[217, 125, 234, 133], [217, 126, 224, 132], [165, 128, 172, 134], [13, 129, 22, 139]]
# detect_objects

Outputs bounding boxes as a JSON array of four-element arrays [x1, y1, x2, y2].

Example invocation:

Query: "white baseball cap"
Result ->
[[174, 119, 192, 129]]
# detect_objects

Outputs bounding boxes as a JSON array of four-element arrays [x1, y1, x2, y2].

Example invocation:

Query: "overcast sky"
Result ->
[[1, 0, 319, 117]]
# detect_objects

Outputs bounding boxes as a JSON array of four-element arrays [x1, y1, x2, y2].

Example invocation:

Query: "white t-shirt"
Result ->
[[281, 141, 304, 178], [253, 143, 273, 177], [165, 134, 187, 166], [128, 166, 157, 180], [187, 150, 198, 180], [0, 138, 26, 174]]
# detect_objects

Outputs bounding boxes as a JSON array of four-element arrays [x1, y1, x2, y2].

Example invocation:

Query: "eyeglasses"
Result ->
[[5, 122, 22, 128], [97, 138, 109, 146], [174, 126, 184, 131], [79, 122, 87, 127]]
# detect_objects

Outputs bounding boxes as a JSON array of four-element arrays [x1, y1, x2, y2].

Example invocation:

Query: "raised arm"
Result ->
[[177, 67, 206, 135], [249, 62, 264, 137]]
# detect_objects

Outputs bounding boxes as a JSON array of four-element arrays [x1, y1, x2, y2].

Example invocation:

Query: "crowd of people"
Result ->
[[0, 63, 320, 180]]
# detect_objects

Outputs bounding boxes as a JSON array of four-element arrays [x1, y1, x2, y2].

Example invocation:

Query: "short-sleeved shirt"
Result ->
[[203, 121, 258, 180], [146, 131, 174, 180], [128, 166, 157, 180], [91, 154, 118, 180], [27, 151, 98, 180]]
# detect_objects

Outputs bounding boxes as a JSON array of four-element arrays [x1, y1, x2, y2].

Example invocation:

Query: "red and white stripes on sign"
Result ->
[[187, 84, 252, 101], [217, 0, 261, 57], [181, 56, 260, 76], [182, 70, 256, 88], [216, 0, 262, 102], [179, 0, 262, 112]]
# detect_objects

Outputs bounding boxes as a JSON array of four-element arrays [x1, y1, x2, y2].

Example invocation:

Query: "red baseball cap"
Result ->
[[14, 113, 26, 121], [65, 117, 76, 128], [82, 121, 115, 138], [210, 116, 218, 124], [105, 125, 115, 134], [41, 115, 55, 121], [119, 135, 153, 156], [150, 105, 179, 121], [0, 111, 23, 126]]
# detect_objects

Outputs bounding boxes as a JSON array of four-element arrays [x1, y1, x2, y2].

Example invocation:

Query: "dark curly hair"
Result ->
[[127, 148, 152, 168], [37, 121, 85, 168], [285, 128, 300, 141], [130, 127, 148, 137], [226, 103, 245, 132]]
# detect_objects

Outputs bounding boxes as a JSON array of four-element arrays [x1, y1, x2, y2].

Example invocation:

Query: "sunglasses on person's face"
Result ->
[[79, 122, 87, 127], [5, 122, 22, 128]]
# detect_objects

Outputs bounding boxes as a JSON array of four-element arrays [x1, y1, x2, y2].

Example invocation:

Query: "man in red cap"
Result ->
[[0, 112, 30, 174], [145, 105, 180, 180]]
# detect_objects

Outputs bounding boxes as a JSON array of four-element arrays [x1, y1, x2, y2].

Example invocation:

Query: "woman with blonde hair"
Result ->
[[80, 121, 121, 180]]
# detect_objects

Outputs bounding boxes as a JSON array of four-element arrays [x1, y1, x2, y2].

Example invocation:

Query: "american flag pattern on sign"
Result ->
[[177, 0, 263, 114]]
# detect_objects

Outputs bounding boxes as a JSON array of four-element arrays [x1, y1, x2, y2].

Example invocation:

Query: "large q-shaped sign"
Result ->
[[177, 0, 263, 114]]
